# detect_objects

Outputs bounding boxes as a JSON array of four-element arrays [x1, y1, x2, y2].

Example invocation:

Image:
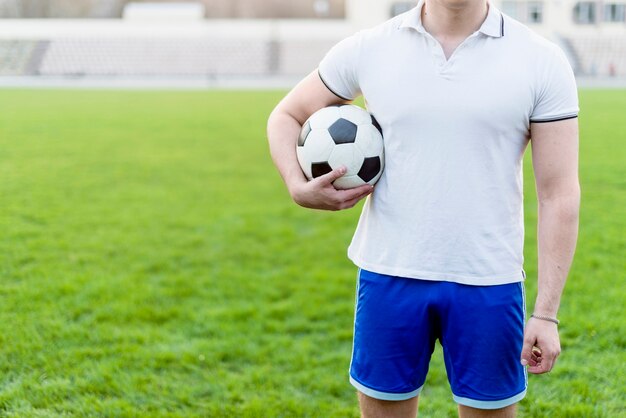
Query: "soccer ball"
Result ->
[[296, 104, 384, 190]]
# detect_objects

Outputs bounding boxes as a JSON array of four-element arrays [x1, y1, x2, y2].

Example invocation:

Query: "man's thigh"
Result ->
[[439, 281, 527, 410], [458, 404, 517, 418], [349, 269, 438, 400], [358, 392, 419, 418], [350, 270, 527, 410]]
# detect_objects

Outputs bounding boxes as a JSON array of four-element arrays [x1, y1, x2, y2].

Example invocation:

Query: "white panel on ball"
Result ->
[[296, 147, 313, 179], [328, 143, 364, 175], [355, 124, 384, 157], [304, 129, 335, 160], [338, 105, 372, 125], [296, 104, 385, 191], [297, 129, 335, 179], [333, 174, 366, 190], [307, 107, 342, 130]]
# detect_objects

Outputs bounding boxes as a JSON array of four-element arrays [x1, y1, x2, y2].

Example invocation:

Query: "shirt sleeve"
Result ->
[[530, 46, 579, 123], [318, 33, 362, 101]]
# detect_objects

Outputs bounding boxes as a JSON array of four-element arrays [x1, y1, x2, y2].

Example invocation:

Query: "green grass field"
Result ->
[[0, 88, 624, 417]]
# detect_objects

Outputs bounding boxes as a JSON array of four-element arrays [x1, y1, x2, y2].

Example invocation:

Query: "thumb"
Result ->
[[520, 334, 535, 366], [317, 166, 347, 185]]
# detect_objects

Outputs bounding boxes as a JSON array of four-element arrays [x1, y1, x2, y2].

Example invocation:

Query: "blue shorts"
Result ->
[[349, 269, 527, 409]]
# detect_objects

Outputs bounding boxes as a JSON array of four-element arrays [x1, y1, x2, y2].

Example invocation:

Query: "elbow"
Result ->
[[267, 106, 284, 140], [538, 182, 581, 223]]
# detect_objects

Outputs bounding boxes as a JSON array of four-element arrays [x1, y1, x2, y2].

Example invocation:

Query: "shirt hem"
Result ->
[[349, 255, 525, 286], [317, 69, 354, 101], [529, 108, 580, 123]]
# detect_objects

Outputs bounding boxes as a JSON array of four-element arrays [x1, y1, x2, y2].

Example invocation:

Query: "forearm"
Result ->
[[534, 188, 580, 317], [266, 109, 308, 194], [266, 71, 371, 211]]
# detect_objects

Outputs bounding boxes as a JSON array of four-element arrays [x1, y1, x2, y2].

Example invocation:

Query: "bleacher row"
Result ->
[[0, 38, 336, 77], [0, 37, 625, 77], [568, 37, 626, 77], [0, 40, 40, 75]]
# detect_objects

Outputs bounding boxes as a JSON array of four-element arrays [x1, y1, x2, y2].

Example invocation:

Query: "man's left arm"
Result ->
[[520, 117, 580, 374]]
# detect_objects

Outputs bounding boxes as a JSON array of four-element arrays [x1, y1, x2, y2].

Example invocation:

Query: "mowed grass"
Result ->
[[0, 88, 624, 417]]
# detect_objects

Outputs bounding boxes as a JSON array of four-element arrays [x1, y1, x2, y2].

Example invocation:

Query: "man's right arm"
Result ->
[[266, 70, 373, 211]]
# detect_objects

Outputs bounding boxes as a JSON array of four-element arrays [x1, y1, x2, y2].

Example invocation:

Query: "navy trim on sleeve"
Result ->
[[530, 114, 578, 123], [318, 70, 352, 101]]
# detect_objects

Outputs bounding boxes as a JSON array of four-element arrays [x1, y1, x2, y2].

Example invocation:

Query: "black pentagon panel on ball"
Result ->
[[328, 118, 358, 145], [371, 115, 383, 136], [298, 121, 312, 147], [311, 162, 333, 178], [358, 156, 381, 182]]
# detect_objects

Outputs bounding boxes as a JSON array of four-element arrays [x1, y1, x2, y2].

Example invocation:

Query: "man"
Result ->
[[266, 0, 580, 416]]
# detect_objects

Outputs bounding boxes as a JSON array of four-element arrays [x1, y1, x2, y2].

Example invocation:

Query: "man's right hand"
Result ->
[[267, 70, 372, 209], [289, 166, 374, 211]]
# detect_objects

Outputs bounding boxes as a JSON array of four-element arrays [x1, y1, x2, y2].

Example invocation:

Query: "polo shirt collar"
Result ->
[[399, 0, 505, 38]]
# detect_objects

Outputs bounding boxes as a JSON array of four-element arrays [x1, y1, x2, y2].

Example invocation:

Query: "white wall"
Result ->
[[346, 0, 626, 38], [0, 18, 353, 41]]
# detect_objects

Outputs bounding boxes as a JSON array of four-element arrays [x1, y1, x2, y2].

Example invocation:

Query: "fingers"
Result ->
[[293, 165, 374, 211], [527, 346, 559, 374], [521, 322, 561, 375], [316, 165, 347, 185], [337, 189, 372, 210], [338, 184, 374, 201], [530, 347, 541, 365], [311, 166, 374, 210], [328, 185, 373, 211], [520, 335, 535, 367]]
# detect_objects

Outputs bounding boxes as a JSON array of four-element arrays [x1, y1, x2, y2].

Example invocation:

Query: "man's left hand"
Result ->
[[520, 317, 561, 374]]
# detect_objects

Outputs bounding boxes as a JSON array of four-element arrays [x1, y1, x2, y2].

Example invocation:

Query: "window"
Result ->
[[604, 3, 626, 21], [502, 1, 522, 20], [502, 1, 543, 24], [391, 2, 415, 17], [313, 0, 330, 17], [527, 1, 543, 23], [574, 2, 597, 23]]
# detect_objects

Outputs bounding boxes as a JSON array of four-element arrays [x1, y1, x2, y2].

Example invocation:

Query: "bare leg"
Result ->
[[358, 391, 419, 418], [458, 404, 517, 418]]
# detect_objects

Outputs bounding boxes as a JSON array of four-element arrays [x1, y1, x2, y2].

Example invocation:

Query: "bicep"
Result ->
[[530, 118, 580, 199], [273, 70, 353, 125]]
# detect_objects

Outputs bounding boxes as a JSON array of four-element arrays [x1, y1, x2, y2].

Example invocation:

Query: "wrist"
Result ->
[[532, 300, 559, 318], [531, 313, 560, 325], [285, 170, 308, 194], [287, 178, 306, 197]]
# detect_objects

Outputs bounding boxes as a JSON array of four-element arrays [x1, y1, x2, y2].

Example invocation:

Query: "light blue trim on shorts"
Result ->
[[520, 281, 529, 389], [453, 389, 527, 410], [349, 376, 423, 401], [348, 269, 361, 376]]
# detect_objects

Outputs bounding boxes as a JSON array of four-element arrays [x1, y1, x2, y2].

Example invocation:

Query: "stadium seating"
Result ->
[[39, 38, 270, 76], [0, 40, 44, 75], [567, 36, 626, 77], [0, 34, 624, 78]]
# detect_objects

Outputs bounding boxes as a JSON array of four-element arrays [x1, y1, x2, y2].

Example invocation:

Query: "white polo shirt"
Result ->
[[318, 1, 579, 285]]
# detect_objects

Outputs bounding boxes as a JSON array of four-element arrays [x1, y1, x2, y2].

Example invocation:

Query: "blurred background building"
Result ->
[[0, 0, 624, 84]]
